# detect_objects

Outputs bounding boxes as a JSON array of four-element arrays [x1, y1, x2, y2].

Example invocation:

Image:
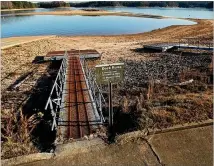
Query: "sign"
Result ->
[[95, 63, 124, 85]]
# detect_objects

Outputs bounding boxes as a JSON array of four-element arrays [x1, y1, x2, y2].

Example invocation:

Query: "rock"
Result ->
[[83, 135, 89, 140], [89, 134, 94, 140]]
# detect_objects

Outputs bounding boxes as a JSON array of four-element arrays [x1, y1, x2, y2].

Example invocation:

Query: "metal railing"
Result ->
[[81, 58, 106, 124], [45, 51, 106, 131], [45, 54, 67, 131]]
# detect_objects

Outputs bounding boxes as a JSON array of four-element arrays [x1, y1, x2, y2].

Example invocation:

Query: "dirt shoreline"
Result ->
[[1, 8, 38, 11], [4, 9, 169, 19], [3, 9, 213, 22]]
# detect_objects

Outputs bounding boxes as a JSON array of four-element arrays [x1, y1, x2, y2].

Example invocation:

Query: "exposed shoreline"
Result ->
[[1, 6, 212, 11], [1, 9, 204, 21], [2, 9, 212, 27], [2, 9, 169, 19], [1, 8, 38, 11]]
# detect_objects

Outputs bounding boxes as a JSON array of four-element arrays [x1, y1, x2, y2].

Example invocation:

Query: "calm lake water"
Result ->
[[98, 7, 213, 19], [1, 7, 213, 19], [1, 15, 195, 38]]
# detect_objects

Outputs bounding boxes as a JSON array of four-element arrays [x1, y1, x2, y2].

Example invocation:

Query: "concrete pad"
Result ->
[[19, 138, 161, 166], [148, 125, 213, 166]]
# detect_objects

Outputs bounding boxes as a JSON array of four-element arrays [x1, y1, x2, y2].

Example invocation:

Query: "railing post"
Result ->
[[99, 92, 102, 123], [49, 99, 56, 130]]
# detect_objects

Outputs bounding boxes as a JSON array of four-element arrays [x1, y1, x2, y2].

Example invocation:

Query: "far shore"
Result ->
[[1, 6, 212, 11], [2, 9, 213, 22], [1, 8, 39, 11], [0, 9, 188, 20]]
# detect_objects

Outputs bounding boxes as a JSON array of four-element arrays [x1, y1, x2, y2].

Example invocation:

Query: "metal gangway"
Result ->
[[44, 51, 106, 135], [143, 37, 213, 52]]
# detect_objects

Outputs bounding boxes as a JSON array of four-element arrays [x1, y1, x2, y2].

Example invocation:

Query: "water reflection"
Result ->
[[2, 15, 35, 24], [99, 7, 213, 19]]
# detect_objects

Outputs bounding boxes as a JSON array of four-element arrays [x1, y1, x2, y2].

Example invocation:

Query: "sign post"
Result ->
[[108, 81, 113, 132], [95, 63, 124, 141]]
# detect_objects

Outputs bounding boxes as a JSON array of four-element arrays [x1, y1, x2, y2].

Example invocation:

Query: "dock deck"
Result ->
[[45, 49, 101, 60], [45, 49, 102, 139]]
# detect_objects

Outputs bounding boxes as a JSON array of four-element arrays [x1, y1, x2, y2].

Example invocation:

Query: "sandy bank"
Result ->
[[1, 35, 56, 49], [1, 18, 212, 78], [1, 8, 38, 11]]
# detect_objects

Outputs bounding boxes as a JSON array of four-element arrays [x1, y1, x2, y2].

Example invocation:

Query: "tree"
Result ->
[[167, 2, 178, 7], [38, 1, 70, 8], [1, 1, 13, 9], [206, 2, 213, 9]]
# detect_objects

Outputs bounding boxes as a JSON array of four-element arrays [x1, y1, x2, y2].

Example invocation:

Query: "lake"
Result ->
[[1, 7, 213, 19], [1, 15, 195, 38], [98, 7, 213, 19]]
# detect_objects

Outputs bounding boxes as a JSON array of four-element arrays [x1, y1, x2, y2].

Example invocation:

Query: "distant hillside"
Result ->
[[1, 1, 37, 9], [1, 1, 70, 9], [70, 1, 213, 9]]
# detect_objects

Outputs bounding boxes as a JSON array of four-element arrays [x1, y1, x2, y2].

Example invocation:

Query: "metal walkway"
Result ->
[[143, 37, 213, 52], [44, 50, 105, 139]]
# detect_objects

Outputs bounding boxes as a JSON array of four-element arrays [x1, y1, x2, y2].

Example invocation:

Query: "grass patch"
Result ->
[[1, 108, 40, 159]]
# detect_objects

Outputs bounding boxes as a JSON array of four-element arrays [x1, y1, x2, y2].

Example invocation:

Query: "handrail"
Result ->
[[45, 51, 106, 131], [80, 58, 106, 123], [44, 51, 68, 131]]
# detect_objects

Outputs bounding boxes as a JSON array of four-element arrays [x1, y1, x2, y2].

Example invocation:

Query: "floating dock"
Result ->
[[143, 43, 213, 52], [45, 49, 101, 61]]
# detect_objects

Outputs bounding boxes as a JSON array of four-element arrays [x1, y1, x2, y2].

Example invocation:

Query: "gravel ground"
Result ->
[[123, 53, 212, 88]]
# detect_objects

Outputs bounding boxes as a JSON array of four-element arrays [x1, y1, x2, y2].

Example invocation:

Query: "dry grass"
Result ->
[[1, 108, 39, 159], [117, 81, 213, 131]]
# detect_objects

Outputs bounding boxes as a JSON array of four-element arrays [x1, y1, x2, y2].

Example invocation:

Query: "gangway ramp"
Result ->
[[44, 50, 105, 139]]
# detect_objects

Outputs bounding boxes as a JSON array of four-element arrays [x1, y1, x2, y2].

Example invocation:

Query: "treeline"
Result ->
[[1, 1, 37, 9], [38, 1, 70, 8], [70, 1, 213, 9]]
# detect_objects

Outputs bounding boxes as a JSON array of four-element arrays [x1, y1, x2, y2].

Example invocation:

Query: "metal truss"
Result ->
[[45, 53, 68, 131]]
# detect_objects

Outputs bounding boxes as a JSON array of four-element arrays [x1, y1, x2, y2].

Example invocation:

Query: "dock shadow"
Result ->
[[21, 60, 62, 152], [130, 48, 162, 53]]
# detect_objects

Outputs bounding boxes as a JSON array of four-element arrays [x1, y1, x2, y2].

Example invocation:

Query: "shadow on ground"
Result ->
[[21, 60, 62, 152]]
